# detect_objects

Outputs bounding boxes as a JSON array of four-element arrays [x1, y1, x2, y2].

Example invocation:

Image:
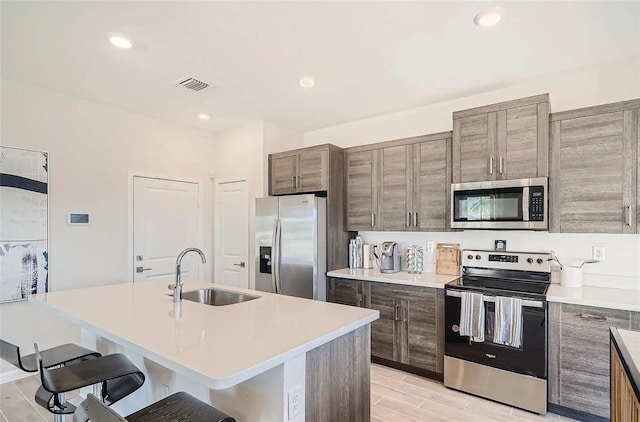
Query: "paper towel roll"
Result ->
[[363, 244, 372, 269]]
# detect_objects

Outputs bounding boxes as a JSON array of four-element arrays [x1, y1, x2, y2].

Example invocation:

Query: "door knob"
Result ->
[[136, 266, 152, 273], [233, 262, 246, 268]]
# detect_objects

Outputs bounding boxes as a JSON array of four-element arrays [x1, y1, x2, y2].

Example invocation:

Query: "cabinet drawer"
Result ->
[[370, 282, 437, 299], [560, 303, 630, 329], [631, 311, 640, 330]]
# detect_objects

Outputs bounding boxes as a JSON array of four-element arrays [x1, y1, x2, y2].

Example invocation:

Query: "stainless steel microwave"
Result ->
[[451, 177, 548, 230]]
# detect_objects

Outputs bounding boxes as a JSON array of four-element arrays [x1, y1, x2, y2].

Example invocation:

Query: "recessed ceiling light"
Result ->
[[299, 76, 315, 89], [474, 7, 505, 27], [109, 35, 132, 49], [197, 113, 211, 121]]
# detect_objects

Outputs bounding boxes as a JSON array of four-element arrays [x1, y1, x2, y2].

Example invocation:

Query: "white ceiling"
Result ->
[[2, 1, 639, 134]]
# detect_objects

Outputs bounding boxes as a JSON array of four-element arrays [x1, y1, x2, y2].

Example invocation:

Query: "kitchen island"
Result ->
[[30, 281, 378, 421]]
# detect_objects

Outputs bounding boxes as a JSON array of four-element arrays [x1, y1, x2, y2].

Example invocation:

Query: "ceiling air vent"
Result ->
[[176, 77, 210, 92]]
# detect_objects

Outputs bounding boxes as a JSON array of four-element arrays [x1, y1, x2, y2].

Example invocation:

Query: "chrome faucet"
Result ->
[[170, 248, 206, 302]]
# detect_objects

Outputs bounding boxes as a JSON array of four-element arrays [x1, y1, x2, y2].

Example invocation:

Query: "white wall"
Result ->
[[210, 121, 303, 289], [304, 57, 640, 289], [361, 231, 640, 291], [304, 56, 640, 148], [210, 121, 265, 290], [0, 78, 217, 380]]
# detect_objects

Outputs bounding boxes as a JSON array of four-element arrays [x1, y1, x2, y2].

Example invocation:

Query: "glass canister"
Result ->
[[407, 245, 424, 274]]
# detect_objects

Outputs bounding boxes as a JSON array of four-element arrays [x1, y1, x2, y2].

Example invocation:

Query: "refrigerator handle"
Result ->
[[272, 219, 281, 294]]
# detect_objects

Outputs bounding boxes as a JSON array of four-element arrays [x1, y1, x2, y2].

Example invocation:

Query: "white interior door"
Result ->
[[133, 176, 200, 283], [215, 180, 249, 288]]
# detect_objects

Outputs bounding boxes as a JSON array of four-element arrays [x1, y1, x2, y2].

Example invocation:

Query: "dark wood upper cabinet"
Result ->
[[268, 145, 332, 195], [549, 99, 640, 234], [413, 137, 451, 232], [379, 145, 412, 231], [345, 149, 379, 231], [452, 94, 550, 183], [345, 132, 452, 232], [269, 153, 298, 195]]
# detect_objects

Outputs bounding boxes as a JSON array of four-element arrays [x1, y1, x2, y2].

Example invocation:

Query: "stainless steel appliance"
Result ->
[[451, 177, 548, 230], [444, 250, 551, 415], [255, 195, 326, 300], [377, 241, 400, 273]]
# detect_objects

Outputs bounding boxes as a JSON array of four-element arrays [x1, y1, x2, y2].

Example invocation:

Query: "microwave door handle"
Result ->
[[522, 187, 530, 222]]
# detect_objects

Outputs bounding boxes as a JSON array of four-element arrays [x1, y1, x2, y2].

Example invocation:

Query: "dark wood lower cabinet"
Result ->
[[327, 278, 444, 379], [327, 277, 364, 307], [548, 302, 640, 421]]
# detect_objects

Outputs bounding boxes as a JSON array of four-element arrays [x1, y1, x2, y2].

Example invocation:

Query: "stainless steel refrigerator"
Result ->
[[255, 195, 326, 300]]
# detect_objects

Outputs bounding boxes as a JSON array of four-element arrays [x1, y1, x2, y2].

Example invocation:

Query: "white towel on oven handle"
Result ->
[[494, 296, 523, 348], [459, 291, 485, 342]]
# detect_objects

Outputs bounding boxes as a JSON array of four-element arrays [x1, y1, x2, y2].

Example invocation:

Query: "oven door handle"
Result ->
[[445, 290, 545, 309]]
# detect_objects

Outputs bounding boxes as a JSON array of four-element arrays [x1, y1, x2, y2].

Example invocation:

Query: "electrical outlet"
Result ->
[[592, 246, 605, 262], [160, 384, 169, 398], [288, 386, 302, 419], [426, 241, 435, 252]]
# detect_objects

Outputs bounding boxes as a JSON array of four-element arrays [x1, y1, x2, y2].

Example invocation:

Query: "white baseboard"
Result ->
[[0, 368, 31, 384]]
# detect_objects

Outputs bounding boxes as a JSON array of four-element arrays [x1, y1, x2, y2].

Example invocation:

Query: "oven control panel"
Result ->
[[488, 254, 518, 263], [463, 250, 551, 273]]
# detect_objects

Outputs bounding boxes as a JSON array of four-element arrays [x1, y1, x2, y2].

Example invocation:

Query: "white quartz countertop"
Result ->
[[619, 329, 640, 370], [547, 284, 640, 312], [327, 268, 460, 289], [30, 281, 378, 390]]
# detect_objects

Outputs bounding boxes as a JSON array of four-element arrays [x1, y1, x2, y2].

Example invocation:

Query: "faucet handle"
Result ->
[[168, 284, 177, 290]]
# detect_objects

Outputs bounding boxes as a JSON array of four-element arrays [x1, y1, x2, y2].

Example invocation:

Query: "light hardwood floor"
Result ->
[[1, 364, 579, 421]]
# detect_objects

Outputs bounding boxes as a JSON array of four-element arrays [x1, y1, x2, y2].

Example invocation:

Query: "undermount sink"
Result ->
[[182, 288, 260, 306]]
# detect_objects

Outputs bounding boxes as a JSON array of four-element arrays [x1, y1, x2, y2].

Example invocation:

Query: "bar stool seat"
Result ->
[[33, 345, 145, 422], [0, 339, 101, 372], [87, 392, 236, 422]]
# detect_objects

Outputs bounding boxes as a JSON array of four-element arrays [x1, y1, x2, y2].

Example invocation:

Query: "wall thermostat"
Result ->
[[68, 213, 90, 225]]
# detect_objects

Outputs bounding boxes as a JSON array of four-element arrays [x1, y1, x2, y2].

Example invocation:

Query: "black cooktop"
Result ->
[[448, 276, 550, 295]]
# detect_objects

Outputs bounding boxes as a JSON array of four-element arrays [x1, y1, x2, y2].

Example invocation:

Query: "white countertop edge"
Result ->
[[546, 285, 640, 312], [327, 269, 459, 289], [30, 298, 378, 390]]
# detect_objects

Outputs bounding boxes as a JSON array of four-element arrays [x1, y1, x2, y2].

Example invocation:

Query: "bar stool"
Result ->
[[87, 392, 236, 422], [33, 343, 145, 422], [1, 338, 102, 418], [0, 339, 101, 373]]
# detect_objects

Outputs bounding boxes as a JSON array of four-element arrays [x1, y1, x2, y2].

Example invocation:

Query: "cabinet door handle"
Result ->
[[371, 213, 376, 228], [401, 305, 407, 322], [297, 176, 301, 189], [414, 212, 418, 227], [406, 212, 411, 227], [489, 157, 494, 175], [624, 206, 631, 226], [499, 157, 504, 175], [394, 304, 399, 321], [578, 313, 607, 321], [291, 176, 296, 189]]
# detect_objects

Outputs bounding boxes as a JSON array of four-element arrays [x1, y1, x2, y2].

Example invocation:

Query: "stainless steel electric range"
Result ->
[[444, 249, 551, 415]]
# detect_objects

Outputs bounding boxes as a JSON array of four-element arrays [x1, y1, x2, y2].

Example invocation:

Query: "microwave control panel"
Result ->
[[529, 186, 545, 221]]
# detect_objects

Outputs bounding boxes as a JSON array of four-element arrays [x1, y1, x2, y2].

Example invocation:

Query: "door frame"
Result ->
[[214, 179, 249, 288], [127, 171, 204, 283]]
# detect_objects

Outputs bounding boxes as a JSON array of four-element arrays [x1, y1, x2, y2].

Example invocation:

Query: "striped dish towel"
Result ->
[[459, 291, 485, 342], [494, 296, 523, 348]]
